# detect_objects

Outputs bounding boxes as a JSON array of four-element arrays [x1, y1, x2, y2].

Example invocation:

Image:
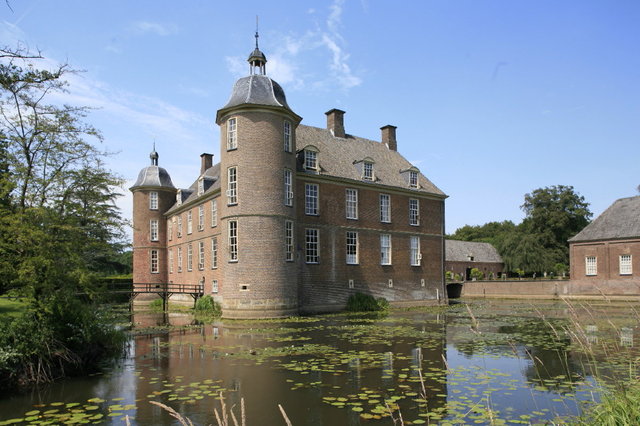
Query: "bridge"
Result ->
[[131, 283, 205, 311]]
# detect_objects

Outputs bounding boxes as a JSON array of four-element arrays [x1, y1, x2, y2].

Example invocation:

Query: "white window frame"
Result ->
[[197, 177, 204, 196], [149, 191, 158, 210], [363, 162, 374, 181], [620, 254, 633, 275], [346, 188, 358, 220], [586, 256, 597, 276], [211, 237, 218, 269], [409, 171, 418, 188], [304, 150, 317, 171], [284, 169, 293, 206], [380, 194, 391, 223], [168, 220, 173, 241], [198, 205, 205, 231], [284, 121, 292, 152], [380, 234, 392, 265], [177, 247, 183, 273], [150, 249, 159, 274], [305, 228, 319, 264], [409, 199, 420, 226], [176, 190, 182, 206], [150, 219, 159, 242], [211, 199, 218, 227], [285, 220, 294, 262], [227, 166, 238, 205], [177, 215, 183, 238], [198, 241, 205, 270], [187, 210, 193, 234], [169, 249, 173, 274], [346, 231, 358, 265], [305, 183, 319, 215], [212, 279, 219, 294], [229, 220, 238, 262], [410, 236, 421, 266], [187, 243, 193, 271], [227, 117, 237, 150]]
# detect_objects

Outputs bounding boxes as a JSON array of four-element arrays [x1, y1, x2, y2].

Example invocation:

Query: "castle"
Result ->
[[131, 36, 448, 318]]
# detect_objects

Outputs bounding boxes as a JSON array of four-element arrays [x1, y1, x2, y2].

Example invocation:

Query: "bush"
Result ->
[[346, 293, 389, 312], [470, 268, 484, 280], [195, 295, 221, 316]]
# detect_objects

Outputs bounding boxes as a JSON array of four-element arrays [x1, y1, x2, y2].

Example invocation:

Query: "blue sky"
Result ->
[[2, 0, 639, 236]]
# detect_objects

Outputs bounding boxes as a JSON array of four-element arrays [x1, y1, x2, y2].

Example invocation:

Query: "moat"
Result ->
[[1, 299, 639, 425]]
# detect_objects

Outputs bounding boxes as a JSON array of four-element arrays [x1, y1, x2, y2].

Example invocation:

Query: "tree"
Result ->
[[448, 220, 516, 245], [498, 231, 554, 274]]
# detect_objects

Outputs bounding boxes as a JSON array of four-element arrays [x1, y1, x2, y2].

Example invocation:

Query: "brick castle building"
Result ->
[[131, 37, 448, 318]]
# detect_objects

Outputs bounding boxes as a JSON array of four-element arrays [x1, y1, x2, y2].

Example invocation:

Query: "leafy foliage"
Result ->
[[195, 295, 222, 316], [346, 293, 389, 312]]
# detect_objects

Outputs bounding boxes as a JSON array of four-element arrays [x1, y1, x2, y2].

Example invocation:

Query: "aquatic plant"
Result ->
[[346, 292, 389, 312], [195, 295, 222, 316]]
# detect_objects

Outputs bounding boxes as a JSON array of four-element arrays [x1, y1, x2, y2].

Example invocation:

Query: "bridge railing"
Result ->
[[133, 283, 204, 294]]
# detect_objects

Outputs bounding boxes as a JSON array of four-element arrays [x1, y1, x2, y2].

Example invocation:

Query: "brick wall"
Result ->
[[570, 238, 640, 286]]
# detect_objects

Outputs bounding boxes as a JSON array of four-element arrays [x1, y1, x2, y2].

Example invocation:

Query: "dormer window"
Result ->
[[227, 117, 237, 150], [176, 190, 182, 206], [197, 177, 204, 196], [305, 150, 317, 171], [409, 171, 418, 188], [363, 162, 374, 181]]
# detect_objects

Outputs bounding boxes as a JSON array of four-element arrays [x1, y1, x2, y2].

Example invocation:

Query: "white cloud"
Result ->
[[130, 21, 178, 36]]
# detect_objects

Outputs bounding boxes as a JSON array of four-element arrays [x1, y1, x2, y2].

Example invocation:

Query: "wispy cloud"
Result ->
[[130, 21, 178, 36]]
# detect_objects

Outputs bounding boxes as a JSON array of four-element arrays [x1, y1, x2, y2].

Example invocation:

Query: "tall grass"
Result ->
[[346, 292, 389, 312]]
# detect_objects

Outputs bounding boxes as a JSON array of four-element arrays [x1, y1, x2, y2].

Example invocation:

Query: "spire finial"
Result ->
[[247, 17, 267, 75], [255, 16, 259, 49], [150, 141, 159, 166]]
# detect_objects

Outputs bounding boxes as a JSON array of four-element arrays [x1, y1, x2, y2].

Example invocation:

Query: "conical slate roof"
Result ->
[[130, 149, 175, 190]]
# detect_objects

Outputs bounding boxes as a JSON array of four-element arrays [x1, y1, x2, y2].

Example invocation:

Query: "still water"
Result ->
[[0, 299, 639, 425]]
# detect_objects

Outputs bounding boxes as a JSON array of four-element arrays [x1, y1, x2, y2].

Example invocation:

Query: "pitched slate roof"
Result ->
[[569, 196, 640, 243], [445, 240, 503, 263], [296, 124, 446, 197], [165, 163, 221, 214]]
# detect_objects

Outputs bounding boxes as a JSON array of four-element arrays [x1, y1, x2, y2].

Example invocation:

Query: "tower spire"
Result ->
[[150, 141, 159, 166], [248, 17, 267, 75]]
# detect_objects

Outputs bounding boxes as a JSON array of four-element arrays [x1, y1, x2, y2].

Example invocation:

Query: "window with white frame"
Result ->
[[409, 171, 418, 188], [305, 228, 319, 263], [585, 256, 597, 276], [346, 231, 358, 264], [176, 190, 182, 206], [410, 236, 421, 266], [284, 169, 293, 206], [284, 121, 292, 152], [409, 199, 420, 226], [150, 250, 159, 273], [363, 162, 374, 180], [149, 191, 158, 210], [211, 199, 218, 227], [229, 220, 238, 261], [211, 237, 218, 269], [187, 210, 193, 234], [177, 247, 183, 272], [380, 234, 392, 265], [227, 117, 237, 150], [198, 205, 204, 231], [177, 215, 183, 238], [285, 220, 294, 262], [197, 177, 204, 196], [305, 183, 319, 215], [620, 254, 632, 275], [212, 279, 219, 293], [304, 150, 317, 171], [380, 194, 391, 223], [150, 219, 159, 241], [346, 188, 358, 220], [169, 249, 173, 273], [227, 167, 238, 205], [187, 243, 193, 271], [168, 220, 173, 241], [198, 241, 205, 270]]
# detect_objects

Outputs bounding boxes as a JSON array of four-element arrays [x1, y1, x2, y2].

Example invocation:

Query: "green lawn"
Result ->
[[0, 297, 27, 320]]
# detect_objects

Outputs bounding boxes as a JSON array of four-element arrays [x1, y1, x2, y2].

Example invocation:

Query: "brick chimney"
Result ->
[[200, 153, 213, 174], [325, 108, 345, 138], [381, 125, 397, 151]]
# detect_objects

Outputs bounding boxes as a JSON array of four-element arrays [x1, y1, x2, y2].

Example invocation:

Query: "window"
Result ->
[[410, 236, 421, 266], [212, 280, 219, 294], [176, 190, 182, 206], [150, 220, 159, 241], [409, 199, 419, 226], [304, 150, 317, 171], [149, 191, 158, 210], [620, 254, 632, 275], [169, 249, 173, 273], [198, 205, 204, 231], [363, 162, 374, 180], [227, 117, 237, 150], [380, 194, 391, 223], [198, 241, 205, 270], [150, 250, 159, 273], [168, 220, 173, 241], [586, 256, 597, 276], [305, 183, 319, 215], [177, 215, 183, 238], [305, 228, 319, 263], [380, 234, 392, 265], [197, 177, 204, 196], [227, 167, 238, 205], [409, 171, 418, 188], [284, 121, 292, 152], [211, 237, 218, 269], [187, 210, 193, 234], [187, 243, 193, 271], [346, 231, 358, 264], [211, 199, 218, 227], [229, 220, 238, 262], [285, 220, 294, 262], [346, 188, 358, 220], [284, 169, 293, 206], [177, 247, 183, 272]]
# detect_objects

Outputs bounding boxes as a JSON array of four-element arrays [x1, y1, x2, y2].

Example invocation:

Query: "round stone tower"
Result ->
[[130, 148, 176, 288], [215, 34, 302, 318]]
